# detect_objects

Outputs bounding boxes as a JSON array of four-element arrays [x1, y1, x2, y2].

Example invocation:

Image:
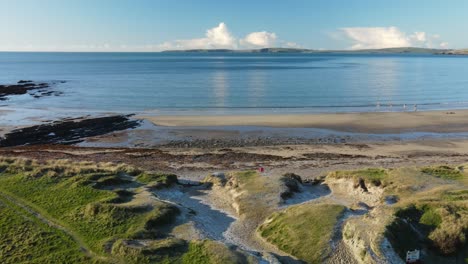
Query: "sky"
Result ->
[[1, 0, 467, 52]]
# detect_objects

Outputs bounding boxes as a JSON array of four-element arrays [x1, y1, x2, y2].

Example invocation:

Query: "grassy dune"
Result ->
[[258, 203, 345, 264], [0, 157, 252, 263], [2, 155, 467, 263], [182, 240, 255, 264], [328, 168, 389, 187], [0, 159, 154, 255]]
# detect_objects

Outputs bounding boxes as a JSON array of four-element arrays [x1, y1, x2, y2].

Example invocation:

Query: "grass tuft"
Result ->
[[421, 165, 464, 180]]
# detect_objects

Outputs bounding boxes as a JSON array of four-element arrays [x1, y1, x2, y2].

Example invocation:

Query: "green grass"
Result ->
[[328, 168, 388, 186], [0, 174, 132, 253], [441, 190, 468, 201], [0, 158, 180, 261], [181, 240, 252, 264], [222, 170, 280, 219], [0, 195, 89, 264], [419, 206, 442, 227], [136, 172, 178, 187], [421, 165, 465, 180], [258, 203, 346, 264], [111, 238, 187, 263]]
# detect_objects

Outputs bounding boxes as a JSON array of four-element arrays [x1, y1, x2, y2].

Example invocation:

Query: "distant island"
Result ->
[[162, 47, 468, 55], [438, 49, 468, 55]]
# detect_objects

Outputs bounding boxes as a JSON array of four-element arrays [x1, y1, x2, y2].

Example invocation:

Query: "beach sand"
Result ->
[[139, 109, 468, 133]]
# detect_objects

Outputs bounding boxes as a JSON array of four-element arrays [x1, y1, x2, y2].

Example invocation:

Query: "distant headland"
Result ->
[[162, 47, 468, 55]]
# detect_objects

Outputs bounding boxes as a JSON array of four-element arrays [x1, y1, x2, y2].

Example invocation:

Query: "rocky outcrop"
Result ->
[[280, 173, 303, 199], [0, 80, 64, 100], [0, 115, 140, 147]]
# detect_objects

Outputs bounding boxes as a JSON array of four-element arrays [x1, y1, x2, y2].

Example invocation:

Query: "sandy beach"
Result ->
[[139, 109, 468, 133]]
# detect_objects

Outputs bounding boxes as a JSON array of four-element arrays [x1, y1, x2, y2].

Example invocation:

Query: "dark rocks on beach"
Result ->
[[0, 80, 64, 101], [0, 115, 141, 147], [160, 135, 350, 149]]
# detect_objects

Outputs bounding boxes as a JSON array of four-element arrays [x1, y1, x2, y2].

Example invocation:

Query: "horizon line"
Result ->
[[0, 46, 457, 53]]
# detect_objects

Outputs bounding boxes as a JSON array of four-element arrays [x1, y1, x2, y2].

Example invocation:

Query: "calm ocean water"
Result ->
[[1, 52, 468, 114]]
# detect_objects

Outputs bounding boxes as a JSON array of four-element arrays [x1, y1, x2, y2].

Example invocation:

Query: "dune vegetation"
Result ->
[[385, 167, 468, 262], [0, 194, 90, 263], [258, 203, 345, 264], [0, 157, 247, 263], [1, 156, 468, 263], [331, 165, 468, 263]]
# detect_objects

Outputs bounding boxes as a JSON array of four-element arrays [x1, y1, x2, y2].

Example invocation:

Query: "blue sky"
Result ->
[[1, 0, 467, 51]]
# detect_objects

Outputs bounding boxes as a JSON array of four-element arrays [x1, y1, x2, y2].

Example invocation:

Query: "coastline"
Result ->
[[139, 109, 468, 134], [5, 107, 468, 148]]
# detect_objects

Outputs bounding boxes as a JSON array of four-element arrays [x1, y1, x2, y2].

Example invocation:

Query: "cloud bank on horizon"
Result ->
[[156, 23, 448, 51], [156, 22, 292, 51], [341, 27, 449, 50], [0, 22, 449, 52]]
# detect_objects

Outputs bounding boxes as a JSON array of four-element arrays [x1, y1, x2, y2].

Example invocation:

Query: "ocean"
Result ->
[[1, 52, 468, 115]]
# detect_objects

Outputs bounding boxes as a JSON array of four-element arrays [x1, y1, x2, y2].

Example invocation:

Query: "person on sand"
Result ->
[[414, 104, 418, 112]]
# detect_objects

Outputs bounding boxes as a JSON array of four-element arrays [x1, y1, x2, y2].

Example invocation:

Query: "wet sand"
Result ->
[[139, 109, 468, 134]]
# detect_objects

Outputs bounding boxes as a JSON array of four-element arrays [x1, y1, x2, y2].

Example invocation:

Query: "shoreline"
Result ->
[[5, 107, 468, 148], [139, 109, 468, 134]]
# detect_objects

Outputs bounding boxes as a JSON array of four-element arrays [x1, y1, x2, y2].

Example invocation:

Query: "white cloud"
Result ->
[[440, 42, 449, 49], [341, 27, 411, 49], [240, 31, 277, 47], [341, 26, 448, 49], [411, 31, 426, 42], [165, 22, 237, 50], [284, 42, 302, 48], [158, 23, 296, 50], [206, 22, 236, 47]]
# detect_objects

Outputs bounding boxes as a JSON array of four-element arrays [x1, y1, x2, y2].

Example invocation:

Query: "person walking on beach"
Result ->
[[414, 104, 418, 112]]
